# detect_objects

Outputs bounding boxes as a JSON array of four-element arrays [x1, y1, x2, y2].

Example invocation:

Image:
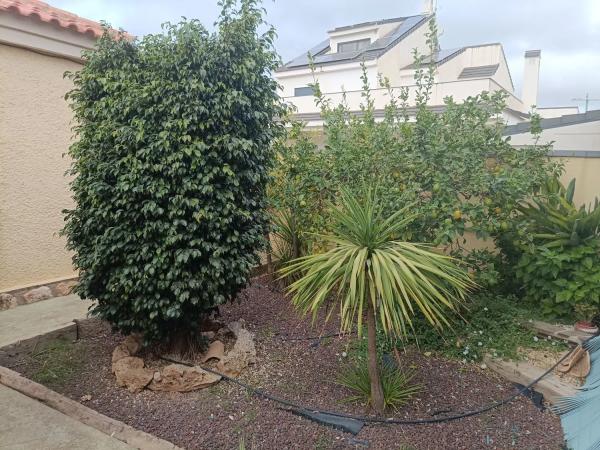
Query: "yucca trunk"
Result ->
[[367, 299, 385, 414]]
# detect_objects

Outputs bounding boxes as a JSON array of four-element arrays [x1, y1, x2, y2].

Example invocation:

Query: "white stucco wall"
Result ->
[[277, 61, 378, 98], [538, 107, 580, 119], [327, 28, 377, 54], [376, 18, 430, 85], [509, 119, 600, 206], [508, 121, 600, 151], [0, 43, 81, 291]]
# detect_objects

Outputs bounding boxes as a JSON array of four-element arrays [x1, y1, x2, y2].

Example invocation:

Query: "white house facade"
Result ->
[[276, 12, 573, 126]]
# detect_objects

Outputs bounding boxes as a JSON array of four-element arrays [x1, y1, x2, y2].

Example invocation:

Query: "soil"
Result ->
[[1, 277, 565, 450]]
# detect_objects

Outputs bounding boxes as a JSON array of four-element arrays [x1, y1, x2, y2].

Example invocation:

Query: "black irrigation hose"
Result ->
[[160, 336, 591, 426], [276, 331, 350, 341]]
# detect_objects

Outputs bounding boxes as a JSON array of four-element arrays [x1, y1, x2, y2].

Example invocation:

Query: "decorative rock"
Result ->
[[122, 334, 143, 356], [112, 334, 143, 366], [111, 345, 131, 366], [113, 357, 154, 393], [216, 328, 256, 377], [148, 364, 221, 392], [0, 293, 17, 311], [23, 286, 52, 303], [54, 280, 77, 296]]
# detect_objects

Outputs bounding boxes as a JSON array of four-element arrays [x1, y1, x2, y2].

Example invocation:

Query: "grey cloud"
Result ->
[[52, 0, 600, 109]]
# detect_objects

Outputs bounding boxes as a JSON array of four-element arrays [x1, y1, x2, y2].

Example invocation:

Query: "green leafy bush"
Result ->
[[338, 360, 421, 411], [270, 18, 558, 266], [395, 293, 567, 362], [63, 1, 284, 342], [509, 177, 600, 318]]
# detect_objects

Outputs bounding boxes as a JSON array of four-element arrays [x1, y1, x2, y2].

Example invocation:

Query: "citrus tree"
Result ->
[[269, 18, 559, 285], [63, 0, 285, 343], [281, 190, 474, 414]]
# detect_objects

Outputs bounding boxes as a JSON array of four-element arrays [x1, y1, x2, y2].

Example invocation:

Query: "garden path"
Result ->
[[0, 294, 90, 349], [0, 383, 133, 449]]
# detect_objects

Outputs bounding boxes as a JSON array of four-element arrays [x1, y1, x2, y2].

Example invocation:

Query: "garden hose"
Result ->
[[159, 335, 590, 429]]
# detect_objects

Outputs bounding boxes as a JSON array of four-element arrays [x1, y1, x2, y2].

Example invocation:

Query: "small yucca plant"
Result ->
[[338, 360, 421, 411], [281, 189, 474, 414]]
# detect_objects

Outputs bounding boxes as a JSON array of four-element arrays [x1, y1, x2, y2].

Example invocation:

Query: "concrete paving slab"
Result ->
[[0, 295, 91, 349], [0, 384, 132, 449]]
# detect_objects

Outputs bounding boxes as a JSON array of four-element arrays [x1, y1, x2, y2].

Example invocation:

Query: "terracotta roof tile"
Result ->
[[0, 0, 106, 37]]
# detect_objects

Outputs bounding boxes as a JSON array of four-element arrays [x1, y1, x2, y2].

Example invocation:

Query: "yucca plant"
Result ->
[[280, 190, 474, 414], [271, 208, 305, 264], [517, 177, 600, 248], [338, 360, 421, 411]]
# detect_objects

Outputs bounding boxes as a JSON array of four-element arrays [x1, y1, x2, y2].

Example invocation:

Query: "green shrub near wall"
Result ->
[[63, 1, 285, 342], [509, 178, 600, 319]]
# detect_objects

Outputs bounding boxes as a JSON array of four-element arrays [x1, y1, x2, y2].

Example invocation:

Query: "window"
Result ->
[[337, 38, 371, 53], [294, 86, 314, 97]]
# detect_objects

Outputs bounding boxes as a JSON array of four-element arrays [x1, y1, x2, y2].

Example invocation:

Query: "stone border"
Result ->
[[0, 278, 78, 311], [483, 356, 576, 404], [1, 262, 273, 312], [0, 366, 181, 450]]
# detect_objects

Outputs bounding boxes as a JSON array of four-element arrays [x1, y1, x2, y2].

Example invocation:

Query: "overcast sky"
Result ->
[[53, 0, 600, 109]]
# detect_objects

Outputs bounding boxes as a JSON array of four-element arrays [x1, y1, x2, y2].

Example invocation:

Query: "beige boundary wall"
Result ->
[[555, 156, 600, 207], [0, 43, 81, 291]]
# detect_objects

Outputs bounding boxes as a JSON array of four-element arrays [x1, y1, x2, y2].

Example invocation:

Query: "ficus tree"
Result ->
[[63, 0, 285, 343], [281, 190, 474, 414]]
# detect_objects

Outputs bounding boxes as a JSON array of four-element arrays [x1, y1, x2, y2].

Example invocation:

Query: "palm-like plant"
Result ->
[[280, 190, 474, 414], [517, 177, 600, 248]]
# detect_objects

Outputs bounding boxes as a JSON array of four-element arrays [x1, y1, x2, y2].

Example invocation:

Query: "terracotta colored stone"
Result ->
[[23, 286, 52, 303], [201, 340, 225, 363], [111, 345, 130, 367], [148, 364, 220, 393], [54, 280, 77, 297], [122, 334, 143, 356], [111, 335, 143, 367], [216, 327, 256, 378], [113, 357, 153, 393], [0, 293, 17, 311]]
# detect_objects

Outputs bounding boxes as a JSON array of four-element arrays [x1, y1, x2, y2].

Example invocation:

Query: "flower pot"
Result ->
[[575, 321, 599, 334]]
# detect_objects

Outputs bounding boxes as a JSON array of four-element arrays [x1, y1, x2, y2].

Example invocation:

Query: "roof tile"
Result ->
[[0, 0, 105, 37]]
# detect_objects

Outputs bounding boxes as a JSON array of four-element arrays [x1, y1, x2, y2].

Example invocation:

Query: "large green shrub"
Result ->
[[63, 1, 285, 342], [270, 19, 558, 276], [509, 177, 600, 318]]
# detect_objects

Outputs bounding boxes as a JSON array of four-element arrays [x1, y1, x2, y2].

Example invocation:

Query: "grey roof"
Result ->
[[458, 64, 499, 79], [277, 14, 430, 72], [328, 16, 418, 33], [401, 48, 465, 70], [525, 50, 541, 58], [293, 105, 447, 123], [503, 109, 600, 136]]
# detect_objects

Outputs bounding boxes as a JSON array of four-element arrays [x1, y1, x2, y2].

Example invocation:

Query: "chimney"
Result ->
[[522, 50, 541, 109], [423, 0, 436, 15]]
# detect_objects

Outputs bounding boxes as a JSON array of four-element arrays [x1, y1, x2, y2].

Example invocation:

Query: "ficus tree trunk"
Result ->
[[366, 298, 385, 415]]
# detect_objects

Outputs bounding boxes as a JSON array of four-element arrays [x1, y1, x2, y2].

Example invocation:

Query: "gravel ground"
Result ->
[[2, 278, 565, 450]]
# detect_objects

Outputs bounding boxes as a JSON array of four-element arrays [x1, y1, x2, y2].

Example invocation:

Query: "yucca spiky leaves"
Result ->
[[280, 190, 474, 339], [517, 177, 600, 248]]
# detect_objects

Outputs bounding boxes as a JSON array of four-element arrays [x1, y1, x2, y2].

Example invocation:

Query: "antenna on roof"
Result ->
[[572, 94, 600, 113]]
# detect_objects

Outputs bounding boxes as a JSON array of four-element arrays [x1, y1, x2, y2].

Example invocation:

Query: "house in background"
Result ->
[[275, 8, 577, 127], [0, 0, 100, 296], [504, 110, 600, 206]]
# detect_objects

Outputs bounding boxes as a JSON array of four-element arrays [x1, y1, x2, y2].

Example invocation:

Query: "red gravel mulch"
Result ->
[[1, 278, 565, 450]]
